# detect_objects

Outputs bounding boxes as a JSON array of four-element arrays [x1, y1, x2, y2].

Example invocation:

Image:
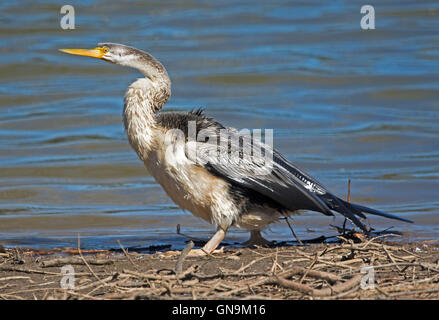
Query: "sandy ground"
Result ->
[[0, 233, 438, 300]]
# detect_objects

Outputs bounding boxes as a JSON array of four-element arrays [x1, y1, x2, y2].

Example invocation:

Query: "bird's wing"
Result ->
[[184, 127, 369, 230]]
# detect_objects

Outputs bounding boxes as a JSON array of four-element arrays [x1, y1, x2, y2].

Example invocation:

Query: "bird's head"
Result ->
[[60, 43, 134, 64], [59, 43, 167, 80]]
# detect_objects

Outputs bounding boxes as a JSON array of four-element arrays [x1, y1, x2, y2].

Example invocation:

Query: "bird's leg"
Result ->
[[158, 227, 226, 258], [242, 230, 271, 247], [187, 227, 226, 257]]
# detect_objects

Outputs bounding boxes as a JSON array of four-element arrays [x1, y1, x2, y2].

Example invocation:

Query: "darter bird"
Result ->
[[59, 43, 412, 256]]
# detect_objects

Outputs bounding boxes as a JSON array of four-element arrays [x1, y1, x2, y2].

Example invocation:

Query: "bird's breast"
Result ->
[[142, 129, 239, 228]]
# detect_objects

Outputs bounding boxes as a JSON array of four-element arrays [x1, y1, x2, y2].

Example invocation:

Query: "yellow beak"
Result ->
[[59, 47, 106, 59]]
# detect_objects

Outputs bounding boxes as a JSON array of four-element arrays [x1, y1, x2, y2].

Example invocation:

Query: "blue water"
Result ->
[[0, 1, 438, 250]]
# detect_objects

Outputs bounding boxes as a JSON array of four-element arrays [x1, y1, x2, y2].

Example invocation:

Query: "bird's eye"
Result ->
[[102, 47, 109, 53]]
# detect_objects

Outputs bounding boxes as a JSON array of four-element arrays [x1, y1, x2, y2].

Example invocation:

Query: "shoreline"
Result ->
[[0, 237, 438, 300]]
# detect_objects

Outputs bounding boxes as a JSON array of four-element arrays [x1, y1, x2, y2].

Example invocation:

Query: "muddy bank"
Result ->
[[0, 236, 438, 300]]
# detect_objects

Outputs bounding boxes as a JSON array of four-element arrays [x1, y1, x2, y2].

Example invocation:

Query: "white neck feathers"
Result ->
[[123, 77, 171, 159]]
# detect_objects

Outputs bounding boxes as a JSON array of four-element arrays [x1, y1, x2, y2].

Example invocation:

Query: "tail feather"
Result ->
[[319, 194, 413, 233], [320, 194, 368, 232], [345, 201, 414, 224]]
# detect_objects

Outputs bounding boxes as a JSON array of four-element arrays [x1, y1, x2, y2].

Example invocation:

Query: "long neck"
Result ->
[[123, 71, 171, 160]]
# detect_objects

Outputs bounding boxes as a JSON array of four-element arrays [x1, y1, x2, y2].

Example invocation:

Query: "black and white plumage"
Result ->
[[60, 43, 412, 255], [158, 109, 410, 231]]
